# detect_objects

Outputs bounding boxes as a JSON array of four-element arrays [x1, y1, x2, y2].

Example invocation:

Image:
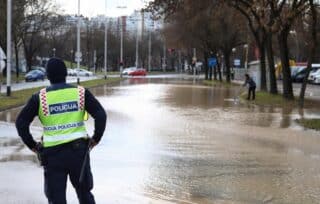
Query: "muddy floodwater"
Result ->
[[1, 77, 320, 204]]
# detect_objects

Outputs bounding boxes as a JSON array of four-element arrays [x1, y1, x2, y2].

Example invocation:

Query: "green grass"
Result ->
[[239, 90, 320, 107], [64, 60, 88, 69], [240, 91, 292, 106], [296, 118, 320, 131], [77, 77, 121, 88], [0, 74, 25, 84], [95, 71, 120, 75], [0, 77, 122, 111]]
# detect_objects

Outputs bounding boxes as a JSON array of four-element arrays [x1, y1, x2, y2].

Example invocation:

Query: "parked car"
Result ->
[[75, 68, 93, 77], [25, 70, 45, 82], [67, 68, 77, 76], [308, 68, 320, 82], [313, 72, 320, 84], [31, 66, 46, 74], [122, 67, 137, 75], [291, 66, 306, 78], [292, 67, 318, 83], [128, 68, 147, 76]]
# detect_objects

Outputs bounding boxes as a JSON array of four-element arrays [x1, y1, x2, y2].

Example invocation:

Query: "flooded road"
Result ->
[[1, 77, 320, 203]]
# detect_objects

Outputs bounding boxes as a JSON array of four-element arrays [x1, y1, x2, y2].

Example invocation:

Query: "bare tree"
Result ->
[[299, 0, 318, 107], [20, 0, 58, 71]]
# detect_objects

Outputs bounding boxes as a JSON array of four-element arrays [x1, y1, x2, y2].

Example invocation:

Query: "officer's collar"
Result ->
[[50, 82, 67, 87]]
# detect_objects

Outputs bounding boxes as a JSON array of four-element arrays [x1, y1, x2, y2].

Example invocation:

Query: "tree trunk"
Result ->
[[224, 52, 231, 83], [213, 66, 217, 80], [25, 51, 32, 72], [299, 0, 317, 107], [204, 51, 209, 80], [259, 43, 267, 91], [217, 61, 222, 82], [265, 33, 277, 94], [278, 31, 294, 100]]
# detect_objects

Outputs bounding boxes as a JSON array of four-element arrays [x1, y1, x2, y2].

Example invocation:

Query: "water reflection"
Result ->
[[1, 78, 320, 203]]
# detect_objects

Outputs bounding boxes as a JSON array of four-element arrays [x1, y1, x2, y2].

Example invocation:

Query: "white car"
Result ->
[[75, 68, 93, 77], [67, 68, 77, 76], [308, 68, 320, 81], [313, 72, 320, 84], [122, 67, 137, 75]]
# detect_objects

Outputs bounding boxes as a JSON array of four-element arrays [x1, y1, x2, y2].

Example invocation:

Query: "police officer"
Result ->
[[16, 58, 106, 204]]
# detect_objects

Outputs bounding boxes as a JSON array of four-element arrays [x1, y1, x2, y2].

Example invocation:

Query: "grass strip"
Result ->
[[296, 118, 320, 131], [0, 77, 122, 111], [239, 91, 320, 107]]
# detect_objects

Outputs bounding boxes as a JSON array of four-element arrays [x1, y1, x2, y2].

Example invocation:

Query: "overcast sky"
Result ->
[[55, 0, 150, 17]]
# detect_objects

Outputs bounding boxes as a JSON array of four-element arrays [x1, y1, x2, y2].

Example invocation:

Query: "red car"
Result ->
[[128, 68, 147, 76]]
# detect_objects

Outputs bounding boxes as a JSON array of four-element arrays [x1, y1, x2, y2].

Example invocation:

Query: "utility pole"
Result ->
[[6, 0, 12, 96], [120, 16, 124, 76], [104, 0, 108, 79], [178, 50, 182, 74], [163, 40, 166, 72], [193, 48, 196, 76], [116, 6, 127, 77], [93, 50, 97, 75], [135, 14, 139, 68], [76, 0, 81, 84], [244, 44, 248, 71], [148, 22, 153, 72]]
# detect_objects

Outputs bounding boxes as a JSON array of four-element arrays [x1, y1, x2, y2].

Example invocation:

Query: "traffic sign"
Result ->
[[75, 56, 82, 62], [75, 52, 82, 58], [208, 57, 217, 67], [234, 59, 241, 66]]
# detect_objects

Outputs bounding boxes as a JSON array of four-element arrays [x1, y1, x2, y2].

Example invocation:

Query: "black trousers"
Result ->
[[42, 139, 95, 204], [247, 86, 256, 100]]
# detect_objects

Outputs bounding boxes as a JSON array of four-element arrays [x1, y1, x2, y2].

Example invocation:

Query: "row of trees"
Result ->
[[0, 0, 166, 78], [147, 0, 319, 106]]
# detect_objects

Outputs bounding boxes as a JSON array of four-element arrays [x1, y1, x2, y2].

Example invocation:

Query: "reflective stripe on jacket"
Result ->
[[38, 86, 87, 147]]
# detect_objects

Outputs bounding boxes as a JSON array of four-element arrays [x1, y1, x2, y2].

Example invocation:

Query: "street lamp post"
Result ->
[[163, 40, 166, 72], [52, 48, 56, 57], [6, 0, 12, 96], [148, 21, 153, 72], [120, 16, 124, 77], [70, 50, 73, 68], [135, 16, 139, 68], [116, 5, 127, 77], [104, 0, 108, 80], [244, 44, 248, 71], [232, 48, 236, 80], [76, 0, 81, 84], [193, 48, 197, 76], [290, 30, 299, 61]]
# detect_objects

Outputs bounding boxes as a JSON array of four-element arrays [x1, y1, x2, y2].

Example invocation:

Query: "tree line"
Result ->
[[147, 0, 319, 107], [0, 0, 165, 78]]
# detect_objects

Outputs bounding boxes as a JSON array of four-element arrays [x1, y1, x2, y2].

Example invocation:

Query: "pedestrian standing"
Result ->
[[243, 74, 256, 100], [16, 58, 107, 204]]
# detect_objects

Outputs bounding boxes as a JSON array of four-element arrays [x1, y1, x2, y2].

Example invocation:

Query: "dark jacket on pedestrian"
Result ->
[[244, 77, 256, 88]]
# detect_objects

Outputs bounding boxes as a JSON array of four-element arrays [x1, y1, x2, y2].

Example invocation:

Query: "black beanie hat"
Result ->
[[46, 58, 67, 83]]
